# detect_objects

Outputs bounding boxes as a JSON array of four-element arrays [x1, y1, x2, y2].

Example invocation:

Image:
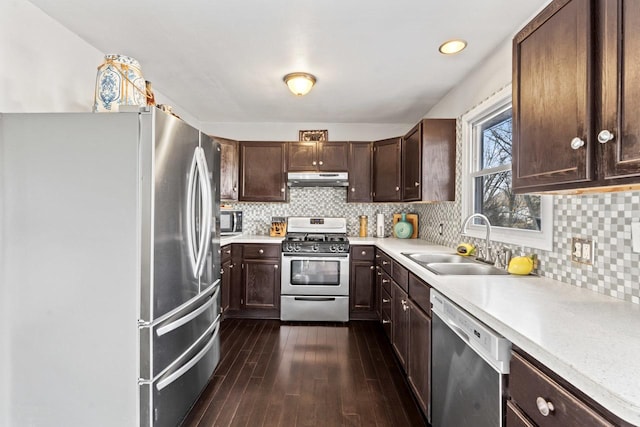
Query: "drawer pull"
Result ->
[[382, 298, 390, 303], [382, 279, 390, 283], [259, 249, 264, 254], [536, 397, 555, 416], [382, 319, 391, 324], [382, 260, 390, 265], [361, 250, 367, 256]]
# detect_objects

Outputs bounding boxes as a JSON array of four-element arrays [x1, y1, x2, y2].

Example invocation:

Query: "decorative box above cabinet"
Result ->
[[513, 0, 640, 194], [287, 141, 348, 172]]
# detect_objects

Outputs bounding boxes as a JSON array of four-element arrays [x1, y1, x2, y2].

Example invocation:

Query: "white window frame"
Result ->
[[461, 84, 553, 251]]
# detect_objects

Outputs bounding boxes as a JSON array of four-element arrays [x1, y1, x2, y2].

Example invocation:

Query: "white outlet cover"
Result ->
[[632, 222, 640, 253]]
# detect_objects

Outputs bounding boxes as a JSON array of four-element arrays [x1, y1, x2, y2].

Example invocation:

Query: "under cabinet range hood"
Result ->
[[287, 172, 349, 187]]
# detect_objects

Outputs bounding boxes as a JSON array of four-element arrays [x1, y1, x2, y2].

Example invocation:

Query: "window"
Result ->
[[461, 85, 553, 251]]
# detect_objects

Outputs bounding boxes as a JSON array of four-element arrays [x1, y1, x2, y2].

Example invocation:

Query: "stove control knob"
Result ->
[[329, 244, 336, 252], [295, 244, 301, 252], [312, 244, 319, 252]]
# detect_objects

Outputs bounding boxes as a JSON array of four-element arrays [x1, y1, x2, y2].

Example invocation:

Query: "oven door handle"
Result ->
[[282, 253, 349, 259], [294, 297, 336, 302]]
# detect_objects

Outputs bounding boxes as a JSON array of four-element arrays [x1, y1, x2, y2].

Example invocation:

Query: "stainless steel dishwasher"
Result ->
[[431, 290, 511, 427]]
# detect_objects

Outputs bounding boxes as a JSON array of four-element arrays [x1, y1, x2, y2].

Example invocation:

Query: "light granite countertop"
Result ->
[[221, 235, 640, 424]]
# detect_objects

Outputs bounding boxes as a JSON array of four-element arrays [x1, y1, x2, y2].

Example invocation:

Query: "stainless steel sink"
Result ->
[[402, 252, 511, 276], [425, 262, 509, 276], [404, 253, 475, 264]]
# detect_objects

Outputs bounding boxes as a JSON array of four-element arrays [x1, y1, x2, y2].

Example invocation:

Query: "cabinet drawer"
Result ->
[[391, 260, 408, 292], [510, 351, 614, 427], [408, 273, 431, 316], [242, 243, 280, 259], [380, 270, 392, 295], [506, 400, 535, 427], [381, 287, 392, 312], [351, 245, 375, 261], [376, 250, 392, 275], [221, 245, 232, 262]]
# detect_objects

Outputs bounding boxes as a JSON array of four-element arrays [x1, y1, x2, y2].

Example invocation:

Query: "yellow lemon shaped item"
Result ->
[[456, 243, 475, 256], [508, 256, 534, 275]]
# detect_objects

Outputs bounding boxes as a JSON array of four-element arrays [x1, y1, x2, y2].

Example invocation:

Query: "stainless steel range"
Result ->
[[280, 217, 350, 322]]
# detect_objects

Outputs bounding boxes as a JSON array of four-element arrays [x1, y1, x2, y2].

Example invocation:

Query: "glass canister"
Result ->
[[359, 215, 368, 237]]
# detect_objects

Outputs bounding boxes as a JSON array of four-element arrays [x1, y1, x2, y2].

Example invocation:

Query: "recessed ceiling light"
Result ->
[[438, 39, 467, 55]]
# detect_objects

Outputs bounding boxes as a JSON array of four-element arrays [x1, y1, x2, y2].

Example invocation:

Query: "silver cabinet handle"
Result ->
[[312, 160, 317, 165], [233, 186, 237, 192], [361, 250, 367, 256], [370, 266, 375, 270], [220, 268, 224, 274], [395, 186, 400, 191], [319, 160, 323, 165], [414, 181, 420, 187], [259, 249, 264, 254], [351, 187, 356, 192], [598, 129, 615, 144], [382, 260, 389, 265], [570, 137, 585, 150], [224, 249, 231, 254], [382, 298, 390, 303], [229, 264, 234, 268], [382, 279, 390, 283], [281, 188, 285, 193], [375, 254, 380, 258], [382, 319, 391, 324], [536, 397, 554, 416], [274, 264, 279, 269]]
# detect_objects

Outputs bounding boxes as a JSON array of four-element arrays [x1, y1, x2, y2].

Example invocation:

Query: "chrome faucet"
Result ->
[[461, 213, 493, 264]]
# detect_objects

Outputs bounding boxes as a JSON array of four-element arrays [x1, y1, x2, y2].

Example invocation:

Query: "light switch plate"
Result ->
[[632, 222, 640, 253]]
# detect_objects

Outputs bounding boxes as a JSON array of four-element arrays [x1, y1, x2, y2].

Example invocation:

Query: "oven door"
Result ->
[[281, 253, 349, 296]]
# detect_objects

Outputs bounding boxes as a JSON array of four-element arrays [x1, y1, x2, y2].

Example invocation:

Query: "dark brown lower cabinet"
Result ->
[[350, 246, 376, 320], [391, 282, 409, 371], [242, 258, 280, 311], [221, 257, 231, 316], [407, 299, 431, 418], [507, 401, 535, 427]]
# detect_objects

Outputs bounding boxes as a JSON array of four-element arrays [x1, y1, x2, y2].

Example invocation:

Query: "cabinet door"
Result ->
[[216, 137, 239, 201], [373, 137, 401, 201], [513, 0, 594, 192], [242, 259, 280, 310], [239, 141, 287, 201], [318, 142, 348, 171], [408, 301, 431, 418], [349, 260, 376, 318], [347, 141, 372, 202], [402, 123, 422, 201], [600, 0, 640, 180], [422, 119, 456, 201], [391, 282, 409, 371], [287, 142, 317, 171]]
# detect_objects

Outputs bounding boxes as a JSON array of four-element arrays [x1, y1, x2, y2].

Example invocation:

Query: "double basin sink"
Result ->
[[402, 252, 510, 276]]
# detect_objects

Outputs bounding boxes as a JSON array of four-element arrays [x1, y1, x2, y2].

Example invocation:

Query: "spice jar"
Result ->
[[359, 215, 368, 237]]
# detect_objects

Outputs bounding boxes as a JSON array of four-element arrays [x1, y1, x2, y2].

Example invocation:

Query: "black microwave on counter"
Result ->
[[220, 210, 243, 235]]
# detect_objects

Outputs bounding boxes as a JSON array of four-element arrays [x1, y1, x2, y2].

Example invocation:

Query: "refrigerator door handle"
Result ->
[[156, 320, 220, 391], [194, 147, 212, 278], [156, 284, 220, 337], [185, 149, 199, 276]]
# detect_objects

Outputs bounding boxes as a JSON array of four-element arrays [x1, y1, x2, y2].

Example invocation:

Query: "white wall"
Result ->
[[200, 121, 413, 141]]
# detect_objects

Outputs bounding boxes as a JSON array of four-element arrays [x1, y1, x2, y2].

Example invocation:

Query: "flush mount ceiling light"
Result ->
[[438, 39, 467, 55], [283, 72, 317, 96]]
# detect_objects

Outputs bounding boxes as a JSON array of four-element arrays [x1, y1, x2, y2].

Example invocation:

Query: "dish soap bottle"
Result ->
[[394, 213, 413, 239]]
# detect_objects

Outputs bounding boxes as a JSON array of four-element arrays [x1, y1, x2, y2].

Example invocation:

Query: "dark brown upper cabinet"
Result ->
[[513, 0, 640, 193], [347, 141, 372, 202], [287, 141, 348, 172], [373, 137, 402, 202], [239, 141, 287, 202], [214, 136, 239, 201], [402, 123, 422, 201], [421, 119, 456, 201]]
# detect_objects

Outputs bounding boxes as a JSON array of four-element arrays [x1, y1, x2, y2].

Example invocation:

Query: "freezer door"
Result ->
[[140, 280, 220, 379], [143, 111, 200, 321], [140, 317, 221, 427]]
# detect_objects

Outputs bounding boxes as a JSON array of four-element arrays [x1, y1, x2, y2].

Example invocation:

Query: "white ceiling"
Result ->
[[28, 0, 548, 125]]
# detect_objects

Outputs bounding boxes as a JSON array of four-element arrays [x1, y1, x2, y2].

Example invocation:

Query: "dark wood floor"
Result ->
[[182, 319, 427, 427]]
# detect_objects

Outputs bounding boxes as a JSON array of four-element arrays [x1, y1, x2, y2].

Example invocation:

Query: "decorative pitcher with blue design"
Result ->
[[93, 54, 147, 112]]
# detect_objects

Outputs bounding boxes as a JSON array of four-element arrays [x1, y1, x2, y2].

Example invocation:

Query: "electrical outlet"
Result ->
[[571, 237, 593, 265]]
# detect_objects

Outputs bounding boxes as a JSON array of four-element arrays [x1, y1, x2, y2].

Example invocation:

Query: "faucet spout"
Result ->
[[462, 213, 492, 263]]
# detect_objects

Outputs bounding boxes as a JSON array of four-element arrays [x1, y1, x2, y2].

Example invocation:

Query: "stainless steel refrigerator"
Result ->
[[0, 107, 221, 427]]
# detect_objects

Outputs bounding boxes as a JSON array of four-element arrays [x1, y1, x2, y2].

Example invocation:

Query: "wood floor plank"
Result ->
[[183, 319, 425, 427]]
